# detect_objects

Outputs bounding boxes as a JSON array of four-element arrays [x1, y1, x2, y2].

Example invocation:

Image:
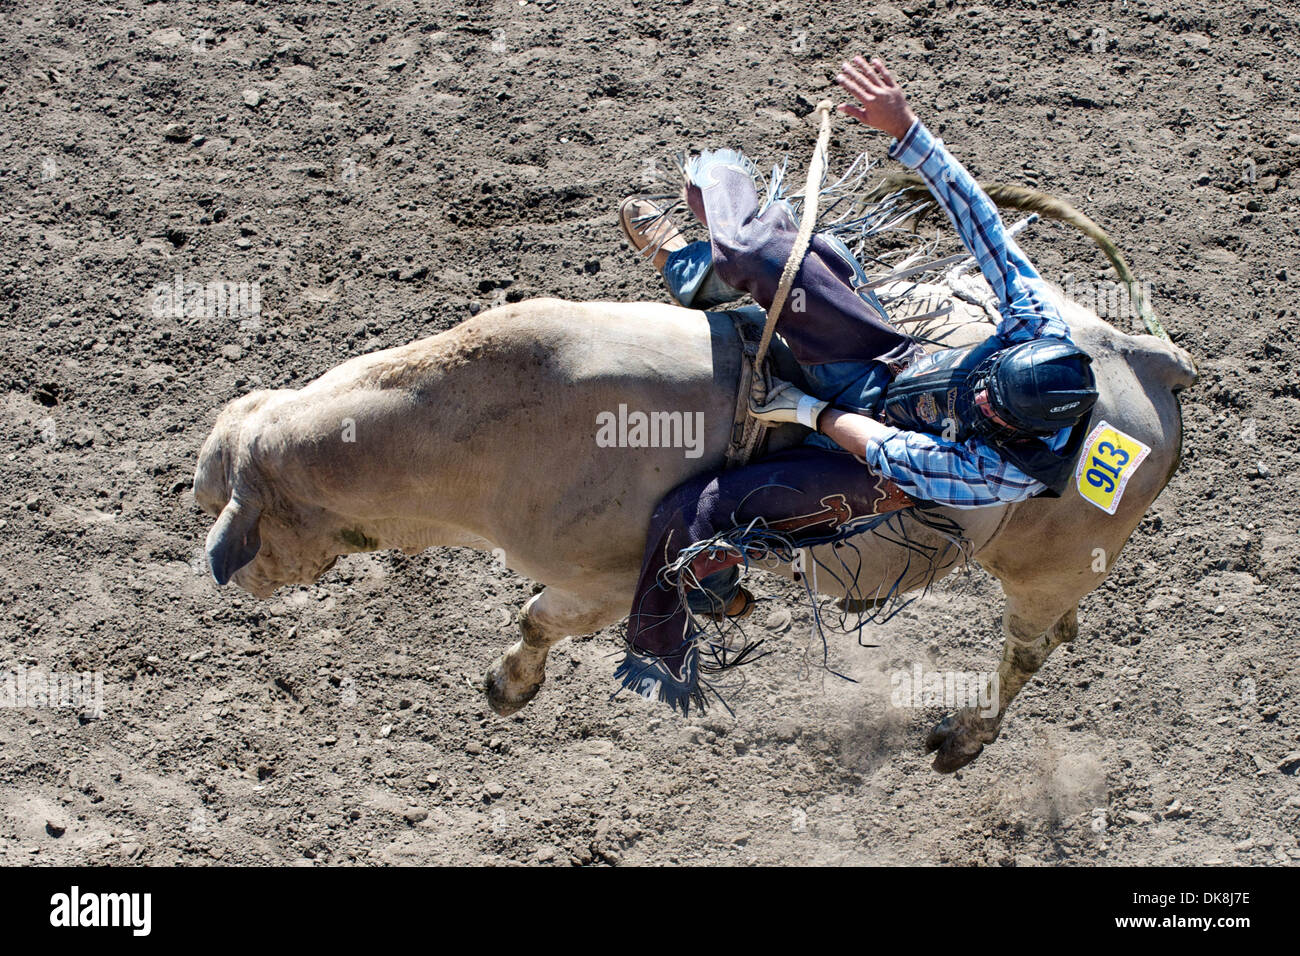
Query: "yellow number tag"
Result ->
[[1075, 420, 1151, 515]]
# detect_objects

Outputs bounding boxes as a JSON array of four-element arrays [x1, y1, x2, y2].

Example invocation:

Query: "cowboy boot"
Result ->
[[619, 196, 689, 272]]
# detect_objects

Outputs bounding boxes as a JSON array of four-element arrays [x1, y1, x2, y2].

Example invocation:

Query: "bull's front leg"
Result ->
[[483, 586, 622, 716], [925, 603, 1078, 773]]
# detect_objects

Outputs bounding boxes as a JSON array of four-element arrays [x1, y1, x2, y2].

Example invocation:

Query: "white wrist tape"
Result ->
[[796, 394, 822, 429]]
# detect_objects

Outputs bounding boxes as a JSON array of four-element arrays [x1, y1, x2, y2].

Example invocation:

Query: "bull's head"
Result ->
[[194, 390, 341, 598]]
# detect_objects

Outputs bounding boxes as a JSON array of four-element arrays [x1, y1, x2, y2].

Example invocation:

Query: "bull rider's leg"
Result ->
[[618, 444, 913, 713]]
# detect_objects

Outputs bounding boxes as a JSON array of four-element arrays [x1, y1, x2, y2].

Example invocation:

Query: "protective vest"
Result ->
[[878, 338, 1092, 497]]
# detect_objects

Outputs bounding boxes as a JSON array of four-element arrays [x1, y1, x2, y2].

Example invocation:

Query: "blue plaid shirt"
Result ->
[[857, 120, 1076, 509]]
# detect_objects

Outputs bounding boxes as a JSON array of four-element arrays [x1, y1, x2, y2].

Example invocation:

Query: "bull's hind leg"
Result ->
[[484, 586, 623, 716], [926, 597, 1079, 773]]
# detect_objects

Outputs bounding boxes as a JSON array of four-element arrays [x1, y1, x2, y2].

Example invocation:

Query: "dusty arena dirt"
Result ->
[[1, 0, 1298, 866]]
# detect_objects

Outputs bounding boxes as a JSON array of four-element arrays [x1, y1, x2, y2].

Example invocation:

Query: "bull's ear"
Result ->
[[205, 499, 262, 586]]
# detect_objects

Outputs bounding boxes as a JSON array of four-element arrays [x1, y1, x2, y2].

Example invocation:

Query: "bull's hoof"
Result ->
[[924, 712, 998, 773], [483, 657, 542, 717]]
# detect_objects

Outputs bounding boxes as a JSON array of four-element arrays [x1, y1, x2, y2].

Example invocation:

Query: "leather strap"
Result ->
[[723, 310, 771, 470]]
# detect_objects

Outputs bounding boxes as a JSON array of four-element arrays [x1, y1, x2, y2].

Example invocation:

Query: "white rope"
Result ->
[[753, 98, 835, 374]]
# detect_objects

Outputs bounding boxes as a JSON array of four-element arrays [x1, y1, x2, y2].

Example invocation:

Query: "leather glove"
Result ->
[[749, 378, 829, 430]]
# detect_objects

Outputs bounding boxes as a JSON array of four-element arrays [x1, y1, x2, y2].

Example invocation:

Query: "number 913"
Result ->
[[1086, 440, 1130, 495]]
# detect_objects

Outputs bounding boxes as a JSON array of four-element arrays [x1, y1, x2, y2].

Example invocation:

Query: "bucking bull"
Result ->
[[194, 269, 1196, 770]]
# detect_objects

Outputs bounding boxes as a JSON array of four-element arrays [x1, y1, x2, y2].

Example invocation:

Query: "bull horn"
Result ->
[[206, 498, 262, 585]]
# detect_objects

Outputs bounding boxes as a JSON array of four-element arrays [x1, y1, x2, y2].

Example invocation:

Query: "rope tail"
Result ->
[[863, 172, 1171, 343]]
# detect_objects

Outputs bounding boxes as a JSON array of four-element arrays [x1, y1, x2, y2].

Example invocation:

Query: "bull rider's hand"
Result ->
[[835, 57, 917, 141], [749, 379, 830, 430]]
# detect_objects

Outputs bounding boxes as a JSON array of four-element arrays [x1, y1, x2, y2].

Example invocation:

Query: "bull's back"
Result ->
[[394, 299, 750, 577]]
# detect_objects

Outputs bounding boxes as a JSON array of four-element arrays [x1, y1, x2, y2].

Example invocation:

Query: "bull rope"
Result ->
[[751, 99, 835, 392]]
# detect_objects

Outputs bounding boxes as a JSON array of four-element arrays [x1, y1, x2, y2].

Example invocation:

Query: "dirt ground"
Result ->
[[1, 0, 1297, 866]]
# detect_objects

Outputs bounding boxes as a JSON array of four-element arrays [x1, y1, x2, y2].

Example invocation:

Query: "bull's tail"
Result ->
[[865, 172, 1176, 345]]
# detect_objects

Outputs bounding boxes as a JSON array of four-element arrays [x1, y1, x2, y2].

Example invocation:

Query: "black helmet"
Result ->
[[976, 339, 1098, 437]]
